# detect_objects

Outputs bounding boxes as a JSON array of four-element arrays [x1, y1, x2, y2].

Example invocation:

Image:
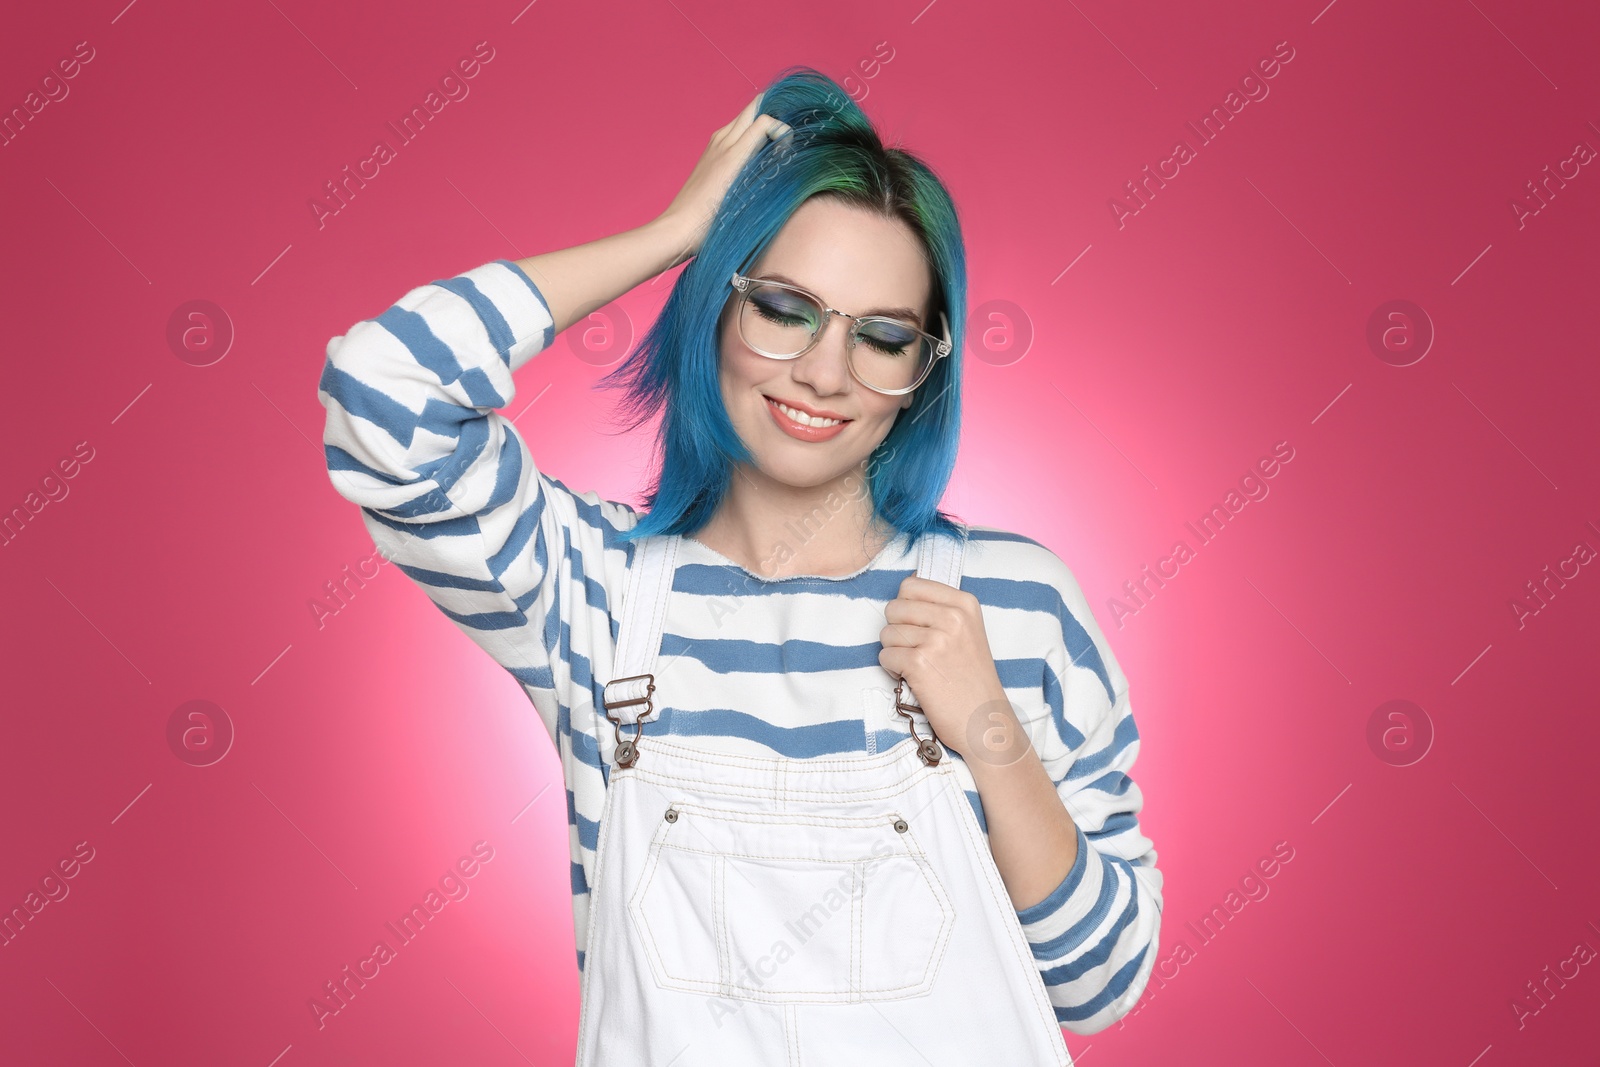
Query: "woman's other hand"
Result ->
[[880, 576, 1013, 762]]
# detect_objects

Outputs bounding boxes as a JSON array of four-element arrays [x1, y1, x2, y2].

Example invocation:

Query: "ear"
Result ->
[[900, 392, 915, 410]]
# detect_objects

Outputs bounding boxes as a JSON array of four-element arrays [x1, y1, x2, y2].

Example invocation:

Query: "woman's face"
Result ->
[[717, 196, 933, 491]]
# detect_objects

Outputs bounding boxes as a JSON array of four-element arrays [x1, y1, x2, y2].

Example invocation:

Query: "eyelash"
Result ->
[[752, 302, 912, 356]]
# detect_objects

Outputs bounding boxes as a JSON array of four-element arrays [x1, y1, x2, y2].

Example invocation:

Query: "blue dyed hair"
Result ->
[[598, 66, 968, 552]]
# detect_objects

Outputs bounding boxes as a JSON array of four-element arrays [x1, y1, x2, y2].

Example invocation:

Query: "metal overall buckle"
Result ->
[[602, 673, 655, 768], [893, 676, 943, 766]]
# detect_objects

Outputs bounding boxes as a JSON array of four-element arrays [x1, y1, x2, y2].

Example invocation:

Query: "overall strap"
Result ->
[[915, 524, 968, 597], [601, 533, 681, 730], [897, 524, 970, 713]]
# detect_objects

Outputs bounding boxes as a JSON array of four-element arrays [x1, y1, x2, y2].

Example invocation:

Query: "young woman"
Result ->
[[320, 67, 1162, 1065]]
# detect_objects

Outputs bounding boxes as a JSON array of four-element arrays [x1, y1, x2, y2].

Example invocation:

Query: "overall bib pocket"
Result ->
[[627, 801, 955, 1004]]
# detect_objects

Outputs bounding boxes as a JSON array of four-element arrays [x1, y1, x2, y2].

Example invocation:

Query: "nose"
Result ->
[[790, 312, 854, 396]]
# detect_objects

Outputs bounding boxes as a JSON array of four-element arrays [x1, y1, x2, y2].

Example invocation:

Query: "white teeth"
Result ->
[[773, 400, 842, 428]]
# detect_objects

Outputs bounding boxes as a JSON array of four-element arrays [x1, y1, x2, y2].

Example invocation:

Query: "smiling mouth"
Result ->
[[762, 395, 852, 442], [767, 398, 849, 427]]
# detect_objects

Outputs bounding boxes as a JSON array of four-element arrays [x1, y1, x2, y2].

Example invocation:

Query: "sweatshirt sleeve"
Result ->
[[316, 257, 637, 740], [1011, 556, 1164, 1034]]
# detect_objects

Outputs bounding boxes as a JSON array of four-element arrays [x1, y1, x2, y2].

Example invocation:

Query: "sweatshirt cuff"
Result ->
[[447, 258, 557, 374], [1015, 821, 1106, 939]]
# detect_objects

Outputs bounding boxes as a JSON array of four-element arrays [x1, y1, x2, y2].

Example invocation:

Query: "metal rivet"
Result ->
[[665, 807, 679, 823], [893, 817, 908, 833]]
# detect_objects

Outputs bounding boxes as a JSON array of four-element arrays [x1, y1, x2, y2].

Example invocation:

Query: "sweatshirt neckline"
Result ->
[[681, 532, 907, 584]]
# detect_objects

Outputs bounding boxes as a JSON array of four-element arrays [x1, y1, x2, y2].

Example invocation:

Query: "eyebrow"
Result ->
[[756, 272, 925, 323]]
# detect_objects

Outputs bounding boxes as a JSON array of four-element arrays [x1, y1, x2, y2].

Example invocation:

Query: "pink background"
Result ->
[[4, 0, 1597, 1063]]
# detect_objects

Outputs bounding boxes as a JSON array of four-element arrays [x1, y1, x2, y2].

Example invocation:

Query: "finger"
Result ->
[[731, 114, 790, 159], [878, 648, 906, 681], [880, 621, 924, 650], [884, 598, 941, 627], [732, 113, 790, 150], [732, 91, 764, 131], [898, 574, 957, 602], [710, 91, 764, 144], [889, 601, 947, 633]]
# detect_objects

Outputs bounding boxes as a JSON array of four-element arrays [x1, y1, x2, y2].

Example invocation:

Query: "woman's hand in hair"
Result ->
[[655, 91, 791, 265]]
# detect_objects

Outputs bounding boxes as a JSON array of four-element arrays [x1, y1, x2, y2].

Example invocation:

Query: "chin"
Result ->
[[751, 456, 843, 490], [745, 437, 860, 484]]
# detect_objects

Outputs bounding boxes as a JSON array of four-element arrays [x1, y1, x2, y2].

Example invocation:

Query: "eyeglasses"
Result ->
[[726, 271, 952, 396]]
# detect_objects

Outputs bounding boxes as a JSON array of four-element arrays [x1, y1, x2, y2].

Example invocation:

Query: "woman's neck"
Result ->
[[692, 461, 895, 579]]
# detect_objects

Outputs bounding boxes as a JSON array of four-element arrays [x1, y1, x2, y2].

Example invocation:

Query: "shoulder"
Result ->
[[959, 523, 1121, 700], [540, 471, 645, 542], [958, 524, 1090, 614]]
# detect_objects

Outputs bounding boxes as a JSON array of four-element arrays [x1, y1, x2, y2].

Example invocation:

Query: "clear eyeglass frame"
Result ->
[[727, 271, 952, 397]]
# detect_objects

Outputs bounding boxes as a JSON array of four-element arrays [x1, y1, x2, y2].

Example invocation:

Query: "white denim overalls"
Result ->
[[574, 529, 1074, 1067]]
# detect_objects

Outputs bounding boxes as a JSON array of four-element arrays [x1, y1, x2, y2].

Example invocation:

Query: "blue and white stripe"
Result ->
[[318, 257, 1163, 1034]]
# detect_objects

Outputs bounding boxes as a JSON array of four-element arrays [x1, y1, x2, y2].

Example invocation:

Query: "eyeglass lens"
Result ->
[[740, 282, 931, 392]]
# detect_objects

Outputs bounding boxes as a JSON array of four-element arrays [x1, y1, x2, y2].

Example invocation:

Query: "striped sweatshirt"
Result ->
[[317, 257, 1164, 1034]]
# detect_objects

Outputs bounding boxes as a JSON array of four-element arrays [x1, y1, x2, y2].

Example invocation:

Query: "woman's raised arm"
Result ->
[[314, 92, 790, 722], [514, 90, 790, 335]]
